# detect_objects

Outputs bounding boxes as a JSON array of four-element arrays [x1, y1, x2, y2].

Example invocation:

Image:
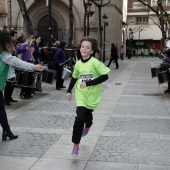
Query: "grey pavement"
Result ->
[[1, 57, 170, 170]]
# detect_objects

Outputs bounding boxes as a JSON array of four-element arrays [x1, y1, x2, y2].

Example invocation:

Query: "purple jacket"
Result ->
[[17, 43, 32, 62], [53, 47, 66, 64]]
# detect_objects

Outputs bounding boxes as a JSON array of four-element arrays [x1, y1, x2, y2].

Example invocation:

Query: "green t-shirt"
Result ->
[[0, 51, 10, 91], [72, 57, 111, 110]]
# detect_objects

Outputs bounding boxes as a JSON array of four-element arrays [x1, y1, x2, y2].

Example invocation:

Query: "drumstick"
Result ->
[[160, 53, 166, 58], [29, 40, 33, 47], [60, 57, 71, 66]]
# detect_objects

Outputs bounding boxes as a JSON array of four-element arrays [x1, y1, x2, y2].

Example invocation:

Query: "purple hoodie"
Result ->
[[17, 43, 32, 62], [53, 47, 66, 64]]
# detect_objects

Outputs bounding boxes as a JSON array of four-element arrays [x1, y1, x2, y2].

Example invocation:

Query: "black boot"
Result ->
[[2, 131, 18, 141]]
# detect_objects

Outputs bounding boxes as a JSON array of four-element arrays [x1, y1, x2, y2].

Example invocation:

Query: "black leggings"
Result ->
[[4, 79, 15, 102], [72, 106, 93, 144], [0, 91, 10, 132]]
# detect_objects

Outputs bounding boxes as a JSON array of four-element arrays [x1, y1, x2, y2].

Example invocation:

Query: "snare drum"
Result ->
[[15, 69, 40, 88], [62, 67, 72, 80], [42, 69, 56, 84], [157, 70, 170, 84]]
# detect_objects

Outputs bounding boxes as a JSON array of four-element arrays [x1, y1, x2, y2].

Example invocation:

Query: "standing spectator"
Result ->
[[150, 47, 154, 57], [32, 36, 42, 64], [107, 43, 119, 69], [116, 44, 120, 58], [126, 47, 131, 59], [133, 48, 136, 57], [141, 48, 144, 57], [0, 30, 45, 141], [66, 37, 110, 157], [120, 45, 125, 60], [17, 31, 25, 44], [4, 30, 18, 106], [53, 41, 67, 90]]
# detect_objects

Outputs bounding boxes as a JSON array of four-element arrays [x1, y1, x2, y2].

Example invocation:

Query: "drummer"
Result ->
[[53, 41, 67, 90], [0, 30, 45, 141], [17, 35, 35, 99]]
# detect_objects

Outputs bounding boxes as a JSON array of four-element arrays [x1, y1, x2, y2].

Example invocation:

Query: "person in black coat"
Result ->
[[107, 43, 119, 69]]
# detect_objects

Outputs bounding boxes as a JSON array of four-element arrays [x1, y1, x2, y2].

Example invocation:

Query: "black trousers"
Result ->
[[4, 79, 15, 102], [0, 91, 10, 132], [72, 106, 93, 144], [107, 57, 119, 68], [55, 64, 64, 88]]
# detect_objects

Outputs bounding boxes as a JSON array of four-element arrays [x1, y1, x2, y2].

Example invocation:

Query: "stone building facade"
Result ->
[[0, 0, 124, 59]]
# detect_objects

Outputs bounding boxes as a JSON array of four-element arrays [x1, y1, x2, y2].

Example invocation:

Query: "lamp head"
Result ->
[[103, 14, 108, 23]]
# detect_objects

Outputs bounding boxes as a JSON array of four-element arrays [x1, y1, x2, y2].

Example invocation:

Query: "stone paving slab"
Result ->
[[89, 136, 170, 166], [127, 80, 159, 85], [0, 156, 38, 170], [0, 132, 61, 157], [9, 113, 74, 129], [85, 162, 138, 170], [124, 84, 160, 89], [118, 96, 165, 105], [104, 117, 170, 135], [30, 158, 87, 170], [139, 164, 170, 170], [112, 104, 170, 116], [122, 89, 163, 96], [30, 101, 76, 112]]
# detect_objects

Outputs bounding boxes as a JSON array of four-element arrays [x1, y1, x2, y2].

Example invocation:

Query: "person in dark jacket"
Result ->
[[17, 31, 25, 44], [53, 41, 67, 90], [107, 43, 119, 69]]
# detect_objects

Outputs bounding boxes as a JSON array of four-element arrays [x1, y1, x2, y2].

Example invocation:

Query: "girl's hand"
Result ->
[[80, 82, 86, 89], [34, 65, 45, 71], [66, 93, 72, 101]]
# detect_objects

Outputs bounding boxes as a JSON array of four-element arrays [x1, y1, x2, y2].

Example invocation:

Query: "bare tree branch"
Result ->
[[137, 0, 159, 15], [149, 16, 161, 29], [17, 0, 34, 35]]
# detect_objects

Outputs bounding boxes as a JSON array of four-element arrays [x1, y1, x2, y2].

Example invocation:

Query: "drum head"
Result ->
[[166, 40, 170, 48]]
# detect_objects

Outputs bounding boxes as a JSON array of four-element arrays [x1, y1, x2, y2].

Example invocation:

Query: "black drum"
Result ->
[[157, 70, 170, 84], [151, 67, 162, 78], [15, 69, 42, 88], [42, 69, 56, 84]]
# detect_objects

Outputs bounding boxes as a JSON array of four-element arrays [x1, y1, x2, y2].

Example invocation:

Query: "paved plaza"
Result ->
[[1, 57, 170, 170]]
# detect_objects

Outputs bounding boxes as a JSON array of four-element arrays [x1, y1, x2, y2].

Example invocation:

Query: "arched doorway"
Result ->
[[38, 16, 58, 46]]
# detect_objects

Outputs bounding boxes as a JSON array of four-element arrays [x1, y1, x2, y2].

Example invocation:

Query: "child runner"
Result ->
[[0, 30, 45, 141], [66, 37, 111, 157]]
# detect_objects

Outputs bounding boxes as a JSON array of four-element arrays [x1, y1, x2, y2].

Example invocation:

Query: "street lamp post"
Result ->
[[102, 14, 108, 63], [46, 0, 53, 67]]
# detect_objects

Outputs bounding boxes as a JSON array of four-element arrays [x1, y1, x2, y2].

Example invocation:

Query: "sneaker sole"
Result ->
[[71, 154, 78, 157]]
